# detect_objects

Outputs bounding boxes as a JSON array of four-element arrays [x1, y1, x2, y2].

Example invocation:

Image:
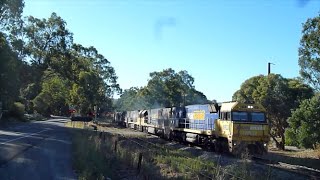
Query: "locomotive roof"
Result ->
[[220, 101, 265, 112]]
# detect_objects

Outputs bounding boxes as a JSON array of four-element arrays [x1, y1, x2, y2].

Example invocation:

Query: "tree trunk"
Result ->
[[271, 135, 280, 148], [280, 133, 285, 150], [270, 134, 285, 150]]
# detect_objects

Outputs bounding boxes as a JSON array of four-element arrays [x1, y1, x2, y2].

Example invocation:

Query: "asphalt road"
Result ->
[[0, 118, 77, 180]]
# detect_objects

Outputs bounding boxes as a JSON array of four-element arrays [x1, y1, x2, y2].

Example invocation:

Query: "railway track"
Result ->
[[136, 132, 320, 180], [95, 122, 320, 180]]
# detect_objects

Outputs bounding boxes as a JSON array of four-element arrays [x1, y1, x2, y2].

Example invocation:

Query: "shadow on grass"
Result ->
[[71, 129, 169, 180], [265, 151, 320, 170]]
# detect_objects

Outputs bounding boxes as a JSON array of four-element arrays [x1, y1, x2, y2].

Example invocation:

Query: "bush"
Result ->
[[286, 94, 320, 149], [9, 102, 25, 120]]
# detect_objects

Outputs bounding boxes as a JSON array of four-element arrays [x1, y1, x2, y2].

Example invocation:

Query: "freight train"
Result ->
[[114, 101, 269, 154]]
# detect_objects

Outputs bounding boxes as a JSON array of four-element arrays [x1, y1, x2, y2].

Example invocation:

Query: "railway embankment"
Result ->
[[67, 121, 318, 180]]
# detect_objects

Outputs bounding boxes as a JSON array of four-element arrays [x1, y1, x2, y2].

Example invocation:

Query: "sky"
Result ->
[[23, 0, 320, 102]]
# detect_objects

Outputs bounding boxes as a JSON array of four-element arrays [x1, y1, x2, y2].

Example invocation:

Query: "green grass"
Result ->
[[71, 130, 119, 179]]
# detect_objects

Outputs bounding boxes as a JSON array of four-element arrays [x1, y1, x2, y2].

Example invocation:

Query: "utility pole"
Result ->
[[268, 62, 275, 75]]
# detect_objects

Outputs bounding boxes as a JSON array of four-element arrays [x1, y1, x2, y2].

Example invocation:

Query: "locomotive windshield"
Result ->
[[232, 111, 266, 122], [232, 112, 248, 121], [251, 112, 265, 122]]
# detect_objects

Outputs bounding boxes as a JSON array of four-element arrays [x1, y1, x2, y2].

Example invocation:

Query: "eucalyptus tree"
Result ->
[[233, 74, 313, 149], [116, 68, 208, 111], [299, 13, 320, 90]]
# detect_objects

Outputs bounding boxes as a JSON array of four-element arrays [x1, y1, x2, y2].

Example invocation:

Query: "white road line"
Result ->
[[0, 129, 50, 145]]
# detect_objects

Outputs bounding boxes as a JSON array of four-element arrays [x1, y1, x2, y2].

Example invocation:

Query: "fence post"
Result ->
[[137, 153, 143, 174], [114, 140, 118, 153]]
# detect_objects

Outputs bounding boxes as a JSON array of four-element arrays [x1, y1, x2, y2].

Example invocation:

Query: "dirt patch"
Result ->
[[265, 148, 320, 170]]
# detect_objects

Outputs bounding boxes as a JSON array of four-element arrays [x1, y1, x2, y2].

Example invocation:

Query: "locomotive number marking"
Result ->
[[242, 131, 258, 136], [193, 110, 205, 120], [250, 125, 263, 131]]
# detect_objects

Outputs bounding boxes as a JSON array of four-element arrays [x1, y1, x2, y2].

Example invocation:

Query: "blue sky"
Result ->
[[23, 0, 320, 102]]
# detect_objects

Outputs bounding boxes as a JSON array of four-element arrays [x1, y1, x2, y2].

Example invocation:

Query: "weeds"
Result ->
[[72, 130, 118, 179], [71, 128, 276, 180]]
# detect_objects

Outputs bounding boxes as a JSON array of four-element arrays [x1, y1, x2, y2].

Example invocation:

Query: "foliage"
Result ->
[[114, 87, 145, 111], [8, 102, 25, 120], [298, 13, 320, 90], [22, 13, 73, 67], [20, 82, 41, 102], [0, 32, 21, 111], [33, 72, 68, 116], [233, 74, 313, 149], [116, 68, 208, 111], [0, 9, 121, 117], [71, 44, 121, 96], [0, 0, 24, 29], [286, 94, 320, 149], [67, 44, 120, 114]]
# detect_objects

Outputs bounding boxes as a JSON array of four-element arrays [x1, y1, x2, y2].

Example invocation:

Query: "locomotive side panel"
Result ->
[[184, 104, 218, 133]]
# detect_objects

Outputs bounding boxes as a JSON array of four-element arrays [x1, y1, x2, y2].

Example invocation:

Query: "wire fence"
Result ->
[[94, 126, 247, 180]]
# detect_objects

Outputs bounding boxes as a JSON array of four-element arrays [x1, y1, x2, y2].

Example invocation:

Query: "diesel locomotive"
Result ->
[[115, 101, 269, 154]]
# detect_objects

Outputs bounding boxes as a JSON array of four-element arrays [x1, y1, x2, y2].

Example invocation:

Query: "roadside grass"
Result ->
[[69, 122, 279, 179], [71, 129, 119, 179], [65, 121, 87, 129], [70, 128, 276, 180]]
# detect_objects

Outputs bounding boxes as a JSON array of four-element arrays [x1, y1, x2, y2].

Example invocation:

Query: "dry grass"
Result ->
[[70, 126, 276, 180], [71, 129, 232, 179], [65, 121, 86, 129], [266, 147, 320, 170]]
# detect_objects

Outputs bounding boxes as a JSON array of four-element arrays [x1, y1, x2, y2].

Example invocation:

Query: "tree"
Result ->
[[12, 13, 74, 112], [286, 94, 320, 149], [0, 0, 24, 29], [233, 74, 313, 150], [22, 13, 73, 68], [114, 87, 147, 111], [71, 44, 120, 96], [33, 72, 68, 116], [116, 68, 208, 111], [0, 0, 25, 120], [0, 7, 121, 118], [298, 13, 320, 90], [0, 32, 21, 111], [145, 68, 208, 107], [11, 13, 121, 116], [68, 44, 121, 114]]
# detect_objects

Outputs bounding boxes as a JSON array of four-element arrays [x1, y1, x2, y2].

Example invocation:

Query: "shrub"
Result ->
[[9, 102, 25, 120], [286, 94, 320, 149]]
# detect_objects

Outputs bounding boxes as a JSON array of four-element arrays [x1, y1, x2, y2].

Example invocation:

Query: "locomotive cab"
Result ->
[[215, 102, 269, 155]]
